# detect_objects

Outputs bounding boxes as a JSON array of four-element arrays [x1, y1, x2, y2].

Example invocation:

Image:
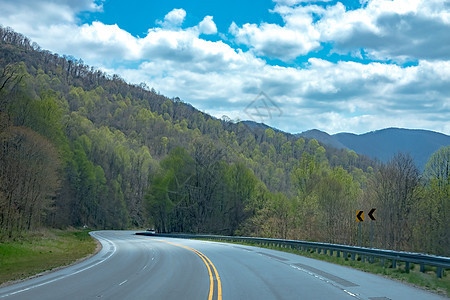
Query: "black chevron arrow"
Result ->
[[356, 210, 364, 222], [368, 208, 376, 221]]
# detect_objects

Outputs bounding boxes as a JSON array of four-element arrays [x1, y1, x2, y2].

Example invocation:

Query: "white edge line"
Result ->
[[0, 232, 116, 298], [118, 280, 127, 286], [290, 265, 361, 300], [343, 289, 358, 298]]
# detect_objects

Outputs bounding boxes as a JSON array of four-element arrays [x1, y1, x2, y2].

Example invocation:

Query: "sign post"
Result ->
[[356, 210, 364, 246], [368, 208, 376, 248]]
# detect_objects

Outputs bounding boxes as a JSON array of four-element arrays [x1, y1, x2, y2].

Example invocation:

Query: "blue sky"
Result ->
[[82, 0, 283, 37], [1, 0, 449, 134]]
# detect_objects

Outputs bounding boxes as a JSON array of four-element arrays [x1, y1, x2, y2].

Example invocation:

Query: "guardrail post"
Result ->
[[436, 267, 443, 278], [380, 258, 385, 267], [420, 263, 425, 273], [392, 260, 397, 268], [336, 250, 340, 258], [405, 262, 410, 272], [330, 250, 333, 256], [351, 253, 356, 261]]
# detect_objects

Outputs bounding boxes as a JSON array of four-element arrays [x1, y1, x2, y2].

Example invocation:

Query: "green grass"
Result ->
[[204, 239, 450, 297], [0, 229, 97, 285]]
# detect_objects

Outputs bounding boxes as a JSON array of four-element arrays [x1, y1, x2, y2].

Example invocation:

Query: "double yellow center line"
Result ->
[[154, 239, 222, 300]]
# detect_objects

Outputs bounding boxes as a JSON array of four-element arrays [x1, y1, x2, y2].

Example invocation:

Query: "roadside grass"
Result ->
[[205, 239, 450, 297], [0, 229, 97, 285]]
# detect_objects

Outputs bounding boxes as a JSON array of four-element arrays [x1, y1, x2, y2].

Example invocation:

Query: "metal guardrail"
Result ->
[[136, 232, 450, 278]]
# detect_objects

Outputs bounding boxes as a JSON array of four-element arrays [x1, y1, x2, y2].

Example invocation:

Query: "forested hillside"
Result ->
[[1, 27, 448, 256]]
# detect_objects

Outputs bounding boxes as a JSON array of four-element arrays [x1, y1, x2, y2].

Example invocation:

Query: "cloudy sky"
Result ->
[[1, 0, 449, 135]]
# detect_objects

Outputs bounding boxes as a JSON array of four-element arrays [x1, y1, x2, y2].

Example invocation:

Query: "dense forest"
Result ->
[[0, 26, 448, 256]]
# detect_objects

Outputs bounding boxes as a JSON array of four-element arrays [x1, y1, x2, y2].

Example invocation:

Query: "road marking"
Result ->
[[0, 232, 116, 298], [290, 265, 361, 299], [293, 263, 358, 287], [199, 250, 222, 300], [152, 239, 222, 300], [344, 290, 359, 298], [119, 280, 128, 286]]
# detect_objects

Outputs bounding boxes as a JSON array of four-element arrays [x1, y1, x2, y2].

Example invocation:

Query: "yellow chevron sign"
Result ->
[[356, 210, 364, 222]]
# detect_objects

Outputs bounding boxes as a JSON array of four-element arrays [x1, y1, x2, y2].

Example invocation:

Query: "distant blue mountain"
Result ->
[[298, 129, 347, 149], [297, 128, 450, 170]]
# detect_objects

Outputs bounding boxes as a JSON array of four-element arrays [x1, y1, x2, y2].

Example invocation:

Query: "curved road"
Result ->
[[0, 231, 445, 299]]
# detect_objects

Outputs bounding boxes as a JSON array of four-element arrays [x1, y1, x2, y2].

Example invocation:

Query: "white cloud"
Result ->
[[0, 4, 223, 65], [316, 0, 450, 61], [109, 52, 449, 134], [230, 0, 450, 62], [229, 4, 324, 61], [199, 16, 217, 35], [158, 8, 186, 28], [0, 0, 102, 37], [229, 13, 320, 61]]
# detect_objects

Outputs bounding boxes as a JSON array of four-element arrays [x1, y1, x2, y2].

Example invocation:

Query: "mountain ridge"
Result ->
[[296, 127, 450, 169]]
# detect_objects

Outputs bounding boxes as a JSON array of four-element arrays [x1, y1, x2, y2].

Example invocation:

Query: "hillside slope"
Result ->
[[0, 26, 373, 234]]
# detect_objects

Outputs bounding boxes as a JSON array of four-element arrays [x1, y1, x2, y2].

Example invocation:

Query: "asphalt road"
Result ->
[[0, 231, 445, 299]]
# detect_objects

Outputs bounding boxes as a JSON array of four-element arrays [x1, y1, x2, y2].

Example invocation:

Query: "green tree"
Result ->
[[291, 152, 323, 240], [369, 153, 419, 251], [316, 166, 360, 244], [294, 138, 305, 159], [0, 127, 59, 238], [224, 162, 258, 234], [146, 147, 194, 232], [413, 146, 450, 255]]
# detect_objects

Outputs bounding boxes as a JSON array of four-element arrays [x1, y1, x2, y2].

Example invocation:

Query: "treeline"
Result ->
[[0, 27, 448, 256], [150, 140, 449, 256]]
